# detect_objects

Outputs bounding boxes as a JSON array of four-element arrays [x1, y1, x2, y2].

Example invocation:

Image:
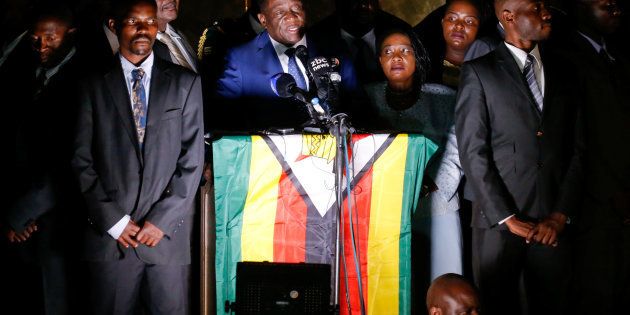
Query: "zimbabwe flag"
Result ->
[[213, 133, 437, 315]]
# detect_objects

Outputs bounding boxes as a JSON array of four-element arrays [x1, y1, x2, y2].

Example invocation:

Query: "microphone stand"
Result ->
[[327, 113, 350, 315]]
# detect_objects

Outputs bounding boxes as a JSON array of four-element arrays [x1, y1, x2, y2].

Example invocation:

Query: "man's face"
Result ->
[[258, 0, 306, 46], [156, 0, 179, 24], [580, 0, 622, 34], [442, 0, 480, 51], [30, 17, 75, 67], [510, 0, 552, 42], [114, 2, 158, 60]]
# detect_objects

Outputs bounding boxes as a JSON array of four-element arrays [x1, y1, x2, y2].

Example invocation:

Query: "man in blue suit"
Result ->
[[215, 0, 359, 132]]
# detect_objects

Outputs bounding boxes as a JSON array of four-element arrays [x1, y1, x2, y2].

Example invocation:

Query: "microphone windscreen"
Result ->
[[270, 73, 297, 98]]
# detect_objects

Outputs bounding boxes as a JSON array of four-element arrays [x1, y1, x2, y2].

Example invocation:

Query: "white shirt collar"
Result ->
[[504, 42, 542, 72], [269, 34, 307, 56], [163, 23, 179, 39]]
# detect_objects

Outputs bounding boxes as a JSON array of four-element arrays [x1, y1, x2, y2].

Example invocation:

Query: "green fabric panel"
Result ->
[[399, 134, 438, 315], [213, 136, 252, 314]]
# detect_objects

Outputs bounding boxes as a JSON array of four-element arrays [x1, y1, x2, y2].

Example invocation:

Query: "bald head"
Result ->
[[493, 0, 552, 51], [426, 273, 480, 315]]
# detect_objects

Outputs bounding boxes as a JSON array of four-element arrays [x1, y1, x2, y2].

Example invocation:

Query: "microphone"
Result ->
[[270, 73, 325, 125], [270, 72, 308, 103], [307, 56, 341, 110]]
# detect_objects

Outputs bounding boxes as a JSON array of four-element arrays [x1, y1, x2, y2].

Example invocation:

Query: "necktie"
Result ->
[[131, 68, 147, 146], [157, 32, 193, 71], [285, 47, 307, 90], [523, 54, 543, 112]]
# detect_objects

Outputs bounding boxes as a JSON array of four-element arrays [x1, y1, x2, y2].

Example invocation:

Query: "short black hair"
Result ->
[[110, 0, 157, 24], [376, 27, 431, 88]]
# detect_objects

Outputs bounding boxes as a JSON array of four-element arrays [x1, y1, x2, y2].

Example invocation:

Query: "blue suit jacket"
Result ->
[[215, 31, 359, 131]]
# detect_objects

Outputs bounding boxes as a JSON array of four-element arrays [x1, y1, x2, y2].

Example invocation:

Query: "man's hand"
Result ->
[[505, 216, 536, 238], [117, 220, 140, 248], [526, 212, 567, 246], [6, 221, 38, 243], [136, 221, 164, 247]]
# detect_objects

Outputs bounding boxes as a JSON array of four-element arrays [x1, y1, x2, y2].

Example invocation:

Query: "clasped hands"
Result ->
[[6, 221, 38, 243], [505, 212, 567, 247], [117, 220, 164, 248]]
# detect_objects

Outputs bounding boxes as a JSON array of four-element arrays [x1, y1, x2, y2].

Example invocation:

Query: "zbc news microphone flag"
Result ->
[[213, 133, 437, 315]]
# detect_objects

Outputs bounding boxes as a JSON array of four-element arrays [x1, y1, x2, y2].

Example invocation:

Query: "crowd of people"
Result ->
[[1, 0, 628, 314]]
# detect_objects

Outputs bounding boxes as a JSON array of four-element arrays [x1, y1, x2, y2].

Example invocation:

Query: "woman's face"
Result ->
[[379, 32, 416, 89], [442, 0, 480, 51]]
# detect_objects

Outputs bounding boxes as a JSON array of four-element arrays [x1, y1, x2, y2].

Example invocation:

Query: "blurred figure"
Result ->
[[426, 273, 481, 315], [1, 3, 83, 314], [557, 1, 630, 314], [310, 0, 410, 84]]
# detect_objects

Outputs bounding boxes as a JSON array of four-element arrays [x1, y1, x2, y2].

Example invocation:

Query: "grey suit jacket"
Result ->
[[455, 43, 582, 228], [72, 55, 204, 265]]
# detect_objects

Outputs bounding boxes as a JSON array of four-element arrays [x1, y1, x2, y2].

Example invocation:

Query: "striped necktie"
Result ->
[[131, 68, 147, 146], [523, 54, 543, 112], [157, 31, 193, 71], [285, 47, 307, 90]]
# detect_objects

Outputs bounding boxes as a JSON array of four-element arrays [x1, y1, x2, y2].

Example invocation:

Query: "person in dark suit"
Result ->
[[215, 0, 359, 132], [71, 0, 204, 313], [1, 4, 84, 314], [556, 1, 630, 314], [155, 0, 198, 72], [454, 0, 582, 314]]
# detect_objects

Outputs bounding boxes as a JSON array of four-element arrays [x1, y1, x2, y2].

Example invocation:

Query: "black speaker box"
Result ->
[[234, 261, 332, 315]]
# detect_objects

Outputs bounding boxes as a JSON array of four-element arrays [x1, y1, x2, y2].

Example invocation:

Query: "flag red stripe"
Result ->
[[273, 171, 308, 262], [340, 167, 373, 315]]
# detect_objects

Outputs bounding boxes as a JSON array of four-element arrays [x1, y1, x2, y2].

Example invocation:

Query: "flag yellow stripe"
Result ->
[[241, 136, 282, 262], [367, 134, 408, 314]]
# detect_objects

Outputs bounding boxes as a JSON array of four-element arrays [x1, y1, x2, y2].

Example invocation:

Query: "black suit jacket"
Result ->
[[455, 43, 582, 228], [72, 55, 204, 265]]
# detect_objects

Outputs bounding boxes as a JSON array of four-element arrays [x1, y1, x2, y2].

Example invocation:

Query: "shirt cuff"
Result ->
[[107, 215, 131, 240], [498, 214, 515, 225]]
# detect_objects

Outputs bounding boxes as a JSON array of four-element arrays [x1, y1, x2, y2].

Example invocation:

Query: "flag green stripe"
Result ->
[[398, 135, 438, 314], [213, 136, 252, 314]]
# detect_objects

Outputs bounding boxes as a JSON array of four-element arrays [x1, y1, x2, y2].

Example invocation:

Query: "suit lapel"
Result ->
[[496, 44, 542, 120], [145, 58, 171, 151], [104, 60, 143, 162], [257, 32, 284, 75]]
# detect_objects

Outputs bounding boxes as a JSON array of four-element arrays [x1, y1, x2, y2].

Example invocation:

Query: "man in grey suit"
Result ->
[[155, 0, 198, 72], [72, 0, 203, 313], [455, 0, 582, 314]]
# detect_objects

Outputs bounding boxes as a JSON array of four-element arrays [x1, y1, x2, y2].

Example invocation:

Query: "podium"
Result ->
[[210, 133, 437, 315]]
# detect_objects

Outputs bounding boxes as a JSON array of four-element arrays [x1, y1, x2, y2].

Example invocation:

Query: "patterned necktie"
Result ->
[[131, 68, 147, 146], [523, 54, 543, 112], [157, 32, 193, 71], [285, 47, 307, 90]]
